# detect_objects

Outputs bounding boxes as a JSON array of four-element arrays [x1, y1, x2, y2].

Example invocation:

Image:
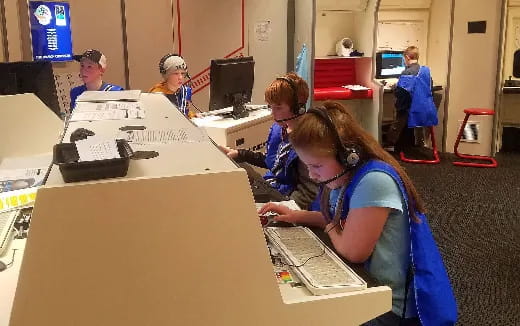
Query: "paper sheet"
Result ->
[[70, 110, 128, 121], [76, 90, 141, 102], [0, 168, 46, 193], [75, 137, 121, 161], [122, 128, 208, 144]]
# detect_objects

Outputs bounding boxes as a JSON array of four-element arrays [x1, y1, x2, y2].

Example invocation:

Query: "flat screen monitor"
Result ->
[[375, 51, 406, 79], [0, 61, 61, 117], [209, 56, 254, 119]]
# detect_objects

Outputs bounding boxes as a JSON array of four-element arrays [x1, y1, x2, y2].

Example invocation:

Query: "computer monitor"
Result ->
[[209, 56, 254, 119], [375, 51, 406, 79], [0, 61, 61, 117]]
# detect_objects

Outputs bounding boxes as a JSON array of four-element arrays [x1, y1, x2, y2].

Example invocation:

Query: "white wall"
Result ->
[[446, 0, 502, 155], [376, 9, 430, 63], [294, 0, 315, 98], [427, 0, 453, 151], [315, 11, 355, 57], [247, 0, 288, 104]]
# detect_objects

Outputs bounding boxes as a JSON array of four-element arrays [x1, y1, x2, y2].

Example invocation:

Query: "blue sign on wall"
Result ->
[[29, 1, 73, 62]]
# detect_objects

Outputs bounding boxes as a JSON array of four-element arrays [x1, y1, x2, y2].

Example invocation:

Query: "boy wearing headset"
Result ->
[[219, 72, 318, 209], [149, 53, 194, 117], [70, 49, 124, 111]]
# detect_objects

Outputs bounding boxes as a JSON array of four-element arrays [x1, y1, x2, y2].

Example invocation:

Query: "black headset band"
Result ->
[[276, 76, 302, 114], [307, 107, 347, 156], [159, 53, 184, 75]]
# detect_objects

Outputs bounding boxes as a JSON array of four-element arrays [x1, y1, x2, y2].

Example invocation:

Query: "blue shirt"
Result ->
[[70, 82, 124, 111], [329, 171, 409, 315]]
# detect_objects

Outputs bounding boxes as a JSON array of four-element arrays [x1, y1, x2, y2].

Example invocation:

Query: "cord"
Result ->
[[189, 100, 204, 114]]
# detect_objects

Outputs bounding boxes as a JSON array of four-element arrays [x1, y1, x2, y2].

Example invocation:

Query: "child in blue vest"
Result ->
[[259, 101, 457, 326], [386, 46, 438, 152], [69, 49, 124, 111], [219, 73, 318, 209]]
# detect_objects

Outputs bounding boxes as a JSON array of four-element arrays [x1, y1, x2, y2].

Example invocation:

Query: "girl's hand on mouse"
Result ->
[[258, 203, 296, 223]]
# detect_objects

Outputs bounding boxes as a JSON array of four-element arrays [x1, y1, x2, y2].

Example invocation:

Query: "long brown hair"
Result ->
[[289, 101, 425, 221]]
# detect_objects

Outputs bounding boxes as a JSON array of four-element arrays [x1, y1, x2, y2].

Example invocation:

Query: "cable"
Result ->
[[189, 100, 204, 114]]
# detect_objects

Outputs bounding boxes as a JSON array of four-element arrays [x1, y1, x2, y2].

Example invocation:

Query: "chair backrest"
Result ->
[[314, 58, 356, 88]]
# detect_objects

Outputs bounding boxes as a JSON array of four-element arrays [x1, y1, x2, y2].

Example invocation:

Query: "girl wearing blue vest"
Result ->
[[259, 101, 457, 326]]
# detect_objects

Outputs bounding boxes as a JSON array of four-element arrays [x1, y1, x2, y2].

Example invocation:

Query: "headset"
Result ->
[[158, 53, 188, 75], [275, 76, 306, 116], [307, 107, 361, 170]]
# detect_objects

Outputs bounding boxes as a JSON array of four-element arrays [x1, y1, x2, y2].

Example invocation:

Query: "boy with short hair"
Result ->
[[69, 49, 123, 111], [387, 46, 437, 152]]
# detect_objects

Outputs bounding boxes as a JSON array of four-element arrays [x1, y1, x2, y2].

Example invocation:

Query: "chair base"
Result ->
[[453, 154, 498, 168], [399, 126, 440, 164], [400, 150, 440, 164]]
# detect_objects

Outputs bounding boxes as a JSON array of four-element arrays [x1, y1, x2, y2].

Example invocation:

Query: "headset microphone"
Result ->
[[274, 113, 303, 123], [317, 168, 350, 186]]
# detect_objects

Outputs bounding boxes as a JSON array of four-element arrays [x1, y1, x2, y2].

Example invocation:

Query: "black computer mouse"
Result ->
[[0, 261, 7, 272], [70, 128, 95, 142]]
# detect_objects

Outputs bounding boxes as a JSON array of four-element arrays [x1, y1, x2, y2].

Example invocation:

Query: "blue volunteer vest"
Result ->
[[397, 66, 438, 128], [263, 123, 299, 195], [312, 160, 457, 326]]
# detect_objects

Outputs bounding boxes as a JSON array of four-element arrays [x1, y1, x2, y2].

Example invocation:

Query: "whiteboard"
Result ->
[[377, 21, 426, 52]]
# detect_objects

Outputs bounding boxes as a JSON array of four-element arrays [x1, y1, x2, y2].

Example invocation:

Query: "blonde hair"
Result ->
[[404, 46, 419, 61], [264, 72, 309, 108], [289, 101, 425, 221]]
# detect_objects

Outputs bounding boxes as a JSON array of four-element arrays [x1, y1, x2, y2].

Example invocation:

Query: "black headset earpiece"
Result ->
[[307, 107, 360, 169], [276, 76, 306, 115], [159, 53, 184, 75]]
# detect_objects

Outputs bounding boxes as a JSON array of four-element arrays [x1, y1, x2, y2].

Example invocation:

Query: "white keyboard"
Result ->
[[265, 226, 367, 295], [0, 209, 18, 256], [200, 105, 267, 117]]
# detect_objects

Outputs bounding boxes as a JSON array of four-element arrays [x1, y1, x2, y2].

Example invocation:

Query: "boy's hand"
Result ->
[[217, 145, 239, 159]]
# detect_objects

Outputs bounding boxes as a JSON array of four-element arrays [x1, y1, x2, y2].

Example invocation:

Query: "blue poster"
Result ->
[[29, 1, 73, 62]]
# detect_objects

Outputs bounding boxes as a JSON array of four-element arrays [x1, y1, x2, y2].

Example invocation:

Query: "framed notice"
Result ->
[[29, 1, 73, 62]]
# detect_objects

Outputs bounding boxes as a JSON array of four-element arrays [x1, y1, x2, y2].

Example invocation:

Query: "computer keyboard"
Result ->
[[0, 209, 18, 256], [264, 226, 367, 295]]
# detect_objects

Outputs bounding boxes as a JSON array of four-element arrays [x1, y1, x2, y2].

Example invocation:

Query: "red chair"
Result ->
[[400, 126, 441, 164], [453, 108, 497, 168]]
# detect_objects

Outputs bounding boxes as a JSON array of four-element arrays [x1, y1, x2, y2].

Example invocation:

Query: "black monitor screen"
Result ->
[[375, 51, 406, 79], [209, 56, 254, 118], [0, 61, 60, 117]]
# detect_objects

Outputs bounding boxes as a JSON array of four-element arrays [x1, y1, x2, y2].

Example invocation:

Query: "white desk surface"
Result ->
[[45, 93, 239, 186], [0, 93, 241, 325], [192, 106, 272, 130], [0, 239, 25, 326]]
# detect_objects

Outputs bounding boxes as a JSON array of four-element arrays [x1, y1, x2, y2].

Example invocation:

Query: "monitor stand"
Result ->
[[230, 93, 249, 120]]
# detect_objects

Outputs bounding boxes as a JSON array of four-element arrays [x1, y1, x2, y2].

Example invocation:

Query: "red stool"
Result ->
[[453, 108, 497, 168], [400, 126, 440, 164]]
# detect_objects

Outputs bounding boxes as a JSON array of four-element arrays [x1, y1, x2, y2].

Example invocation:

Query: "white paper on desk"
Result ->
[[342, 85, 370, 91], [75, 137, 121, 161], [122, 128, 208, 144], [70, 110, 127, 121], [76, 90, 141, 102], [0, 168, 46, 193], [74, 101, 142, 112]]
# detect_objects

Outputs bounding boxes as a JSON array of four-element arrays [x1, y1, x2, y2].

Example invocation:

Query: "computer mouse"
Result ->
[[70, 128, 95, 142], [268, 220, 295, 228], [0, 261, 7, 272]]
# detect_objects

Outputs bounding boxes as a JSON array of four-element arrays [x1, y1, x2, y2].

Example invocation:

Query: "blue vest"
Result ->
[[312, 160, 457, 326], [173, 85, 192, 116], [263, 123, 299, 195], [397, 66, 438, 128]]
